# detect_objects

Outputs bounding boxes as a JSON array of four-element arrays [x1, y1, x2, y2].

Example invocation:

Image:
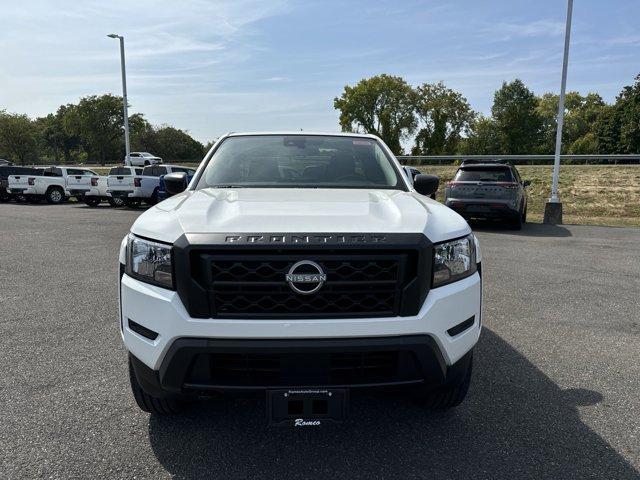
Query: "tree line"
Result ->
[[334, 73, 640, 156], [0, 94, 207, 165]]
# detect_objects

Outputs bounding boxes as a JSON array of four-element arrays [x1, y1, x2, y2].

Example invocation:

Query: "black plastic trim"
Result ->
[[447, 315, 475, 337], [156, 335, 448, 394], [128, 319, 159, 341], [172, 232, 432, 319]]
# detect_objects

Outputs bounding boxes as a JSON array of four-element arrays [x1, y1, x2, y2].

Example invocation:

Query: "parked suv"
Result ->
[[127, 152, 162, 167], [120, 133, 482, 424], [444, 160, 530, 229]]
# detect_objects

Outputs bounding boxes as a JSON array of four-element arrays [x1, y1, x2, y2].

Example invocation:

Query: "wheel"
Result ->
[[124, 198, 141, 208], [45, 187, 64, 204], [0, 192, 10, 202], [510, 204, 523, 230], [129, 358, 183, 415], [108, 197, 125, 208], [414, 352, 473, 410], [84, 197, 100, 207]]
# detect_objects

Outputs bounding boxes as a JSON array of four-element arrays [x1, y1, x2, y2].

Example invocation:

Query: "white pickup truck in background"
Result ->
[[108, 164, 194, 207], [8, 166, 98, 204], [107, 166, 144, 207]]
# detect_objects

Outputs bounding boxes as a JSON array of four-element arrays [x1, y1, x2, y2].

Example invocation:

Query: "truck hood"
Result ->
[[130, 188, 471, 244]]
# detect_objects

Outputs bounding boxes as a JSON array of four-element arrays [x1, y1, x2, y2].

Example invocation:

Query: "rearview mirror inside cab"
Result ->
[[413, 174, 439, 197]]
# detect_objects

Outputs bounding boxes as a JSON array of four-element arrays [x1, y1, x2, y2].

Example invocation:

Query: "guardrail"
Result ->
[[396, 154, 640, 166]]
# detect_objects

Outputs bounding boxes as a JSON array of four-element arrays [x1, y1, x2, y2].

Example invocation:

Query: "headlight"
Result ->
[[126, 234, 174, 289], [432, 234, 477, 288]]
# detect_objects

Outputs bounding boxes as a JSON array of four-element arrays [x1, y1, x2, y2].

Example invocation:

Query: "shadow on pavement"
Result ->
[[146, 330, 638, 479], [472, 221, 572, 238]]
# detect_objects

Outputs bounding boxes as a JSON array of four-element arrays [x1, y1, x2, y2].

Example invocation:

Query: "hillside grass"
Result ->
[[91, 164, 640, 227]]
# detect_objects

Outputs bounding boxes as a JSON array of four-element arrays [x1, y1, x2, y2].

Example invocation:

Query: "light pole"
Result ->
[[544, 0, 573, 224], [108, 34, 131, 166]]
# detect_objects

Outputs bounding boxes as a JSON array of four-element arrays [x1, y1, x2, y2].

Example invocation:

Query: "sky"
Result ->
[[1, 0, 639, 144]]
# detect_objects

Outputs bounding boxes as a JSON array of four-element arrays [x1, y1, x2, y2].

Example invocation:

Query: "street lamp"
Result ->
[[544, 0, 573, 224], [108, 34, 131, 166]]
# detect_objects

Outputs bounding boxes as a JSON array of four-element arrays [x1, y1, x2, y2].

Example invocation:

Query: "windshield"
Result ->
[[454, 167, 513, 182], [195, 135, 404, 190]]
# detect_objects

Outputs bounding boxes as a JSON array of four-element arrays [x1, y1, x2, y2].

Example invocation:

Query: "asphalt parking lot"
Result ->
[[1, 202, 639, 479]]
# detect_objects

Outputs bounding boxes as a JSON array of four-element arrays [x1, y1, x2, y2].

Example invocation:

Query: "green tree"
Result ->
[[334, 74, 416, 154], [34, 104, 81, 164], [537, 92, 606, 154], [491, 79, 542, 154], [0, 111, 38, 165], [594, 104, 622, 154], [412, 82, 474, 155], [130, 116, 204, 161], [64, 94, 124, 165], [615, 73, 640, 153], [461, 116, 503, 155], [153, 126, 204, 161], [129, 114, 157, 153]]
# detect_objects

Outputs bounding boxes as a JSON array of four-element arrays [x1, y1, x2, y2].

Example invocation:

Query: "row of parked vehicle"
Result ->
[[0, 163, 196, 207]]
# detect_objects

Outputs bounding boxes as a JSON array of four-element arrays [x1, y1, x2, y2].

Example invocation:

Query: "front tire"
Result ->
[[414, 352, 473, 410], [129, 359, 183, 415], [45, 187, 64, 204]]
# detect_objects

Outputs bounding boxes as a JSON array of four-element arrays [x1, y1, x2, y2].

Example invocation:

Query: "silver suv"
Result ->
[[444, 160, 530, 229]]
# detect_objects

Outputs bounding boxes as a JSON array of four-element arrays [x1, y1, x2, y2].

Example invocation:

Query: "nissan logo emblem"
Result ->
[[285, 260, 327, 295]]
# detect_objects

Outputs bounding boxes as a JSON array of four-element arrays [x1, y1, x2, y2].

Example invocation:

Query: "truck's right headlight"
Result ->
[[125, 234, 174, 289], [432, 234, 477, 288]]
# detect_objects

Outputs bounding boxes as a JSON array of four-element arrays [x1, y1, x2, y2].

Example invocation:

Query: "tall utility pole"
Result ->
[[544, 0, 573, 224], [108, 34, 131, 166]]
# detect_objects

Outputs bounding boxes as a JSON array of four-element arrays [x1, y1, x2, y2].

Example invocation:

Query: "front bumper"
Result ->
[[129, 335, 475, 397], [120, 270, 481, 378]]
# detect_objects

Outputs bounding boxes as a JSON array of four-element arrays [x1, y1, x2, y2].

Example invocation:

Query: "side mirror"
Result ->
[[523, 180, 531, 187], [164, 172, 188, 195], [414, 174, 439, 197]]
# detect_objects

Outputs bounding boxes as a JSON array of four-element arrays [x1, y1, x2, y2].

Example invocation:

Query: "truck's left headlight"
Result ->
[[432, 234, 477, 288], [126, 234, 174, 289]]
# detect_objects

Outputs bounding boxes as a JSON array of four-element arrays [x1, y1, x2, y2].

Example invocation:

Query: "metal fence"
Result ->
[[396, 154, 640, 166]]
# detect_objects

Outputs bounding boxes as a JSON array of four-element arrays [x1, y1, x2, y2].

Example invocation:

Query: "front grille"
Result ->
[[199, 253, 410, 318], [184, 350, 422, 387]]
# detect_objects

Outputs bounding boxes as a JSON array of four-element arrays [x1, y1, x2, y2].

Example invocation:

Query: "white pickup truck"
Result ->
[[105, 166, 144, 207], [121, 132, 482, 422], [8, 166, 98, 204], [109, 164, 194, 207], [68, 167, 135, 208]]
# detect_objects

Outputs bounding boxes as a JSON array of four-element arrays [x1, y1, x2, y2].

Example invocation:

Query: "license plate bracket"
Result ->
[[267, 388, 348, 427]]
